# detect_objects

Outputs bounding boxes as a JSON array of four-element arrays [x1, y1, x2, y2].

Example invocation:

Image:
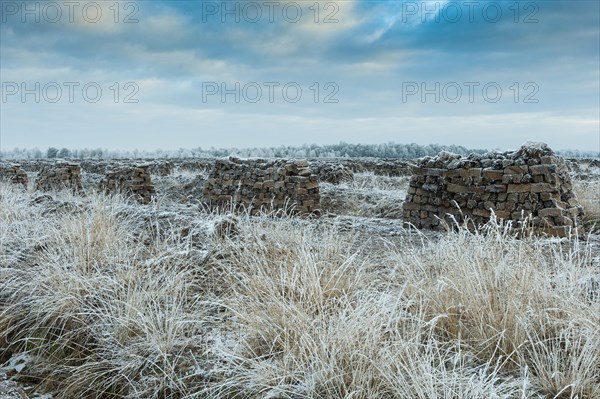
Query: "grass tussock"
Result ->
[[573, 178, 600, 231], [0, 181, 599, 398], [319, 173, 409, 217]]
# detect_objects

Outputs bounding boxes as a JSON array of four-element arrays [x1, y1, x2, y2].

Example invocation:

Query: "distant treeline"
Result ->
[[1, 143, 597, 160]]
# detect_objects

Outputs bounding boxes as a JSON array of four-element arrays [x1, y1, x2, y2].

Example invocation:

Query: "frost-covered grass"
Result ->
[[319, 173, 409, 218], [0, 181, 599, 398], [341, 172, 411, 192], [573, 178, 600, 231]]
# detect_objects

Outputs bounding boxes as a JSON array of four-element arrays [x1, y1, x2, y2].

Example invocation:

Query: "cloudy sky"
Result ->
[[1, 0, 599, 151]]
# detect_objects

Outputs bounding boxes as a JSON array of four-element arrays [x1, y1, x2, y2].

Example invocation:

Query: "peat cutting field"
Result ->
[[1, 151, 599, 399]]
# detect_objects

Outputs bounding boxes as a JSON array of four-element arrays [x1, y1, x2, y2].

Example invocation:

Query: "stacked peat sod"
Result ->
[[78, 160, 110, 175], [0, 162, 28, 187], [351, 159, 413, 176], [312, 163, 355, 184], [203, 157, 320, 215], [100, 164, 155, 204], [35, 162, 84, 195], [403, 143, 585, 237], [148, 160, 174, 176], [310, 159, 413, 177]]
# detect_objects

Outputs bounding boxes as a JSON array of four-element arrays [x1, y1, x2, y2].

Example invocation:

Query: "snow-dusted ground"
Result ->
[[1, 160, 599, 398]]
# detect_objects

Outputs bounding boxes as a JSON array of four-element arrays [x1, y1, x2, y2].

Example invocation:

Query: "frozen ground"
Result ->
[[1, 159, 599, 398]]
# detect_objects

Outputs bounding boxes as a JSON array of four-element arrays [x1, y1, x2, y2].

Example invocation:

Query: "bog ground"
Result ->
[[0, 157, 599, 399]]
